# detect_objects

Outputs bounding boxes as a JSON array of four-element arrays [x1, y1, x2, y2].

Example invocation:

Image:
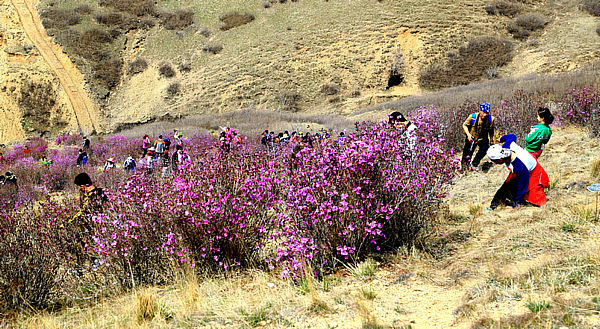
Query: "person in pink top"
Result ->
[[141, 134, 151, 158]]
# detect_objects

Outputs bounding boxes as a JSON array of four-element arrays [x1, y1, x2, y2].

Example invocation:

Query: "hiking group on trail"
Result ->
[[0, 103, 555, 216]]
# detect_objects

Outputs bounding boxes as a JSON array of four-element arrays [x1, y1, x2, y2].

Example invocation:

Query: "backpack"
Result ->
[[470, 113, 493, 126], [82, 155, 88, 165]]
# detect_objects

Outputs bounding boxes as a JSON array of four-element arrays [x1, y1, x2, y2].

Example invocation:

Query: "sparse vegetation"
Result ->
[[166, 82, 181, 97], [99, 0, 156, 17], [128, 58, 148, 75], [419, 36, 514, 89], [508, 13, 547, 40], [526, 300, 551, 313], [321, 83, 340, 95], [485, 1, 522, 16], [219, 11, 255, 30], [582, 0, 600, 16], [40, 9, 81, 29], [178, 62, 192, 73], [159, 63, 176, 78], [160, 9, 195, 30], [74, 4, 93, 15], [18, 82, 56, 133], [202, 41, 223, 54]]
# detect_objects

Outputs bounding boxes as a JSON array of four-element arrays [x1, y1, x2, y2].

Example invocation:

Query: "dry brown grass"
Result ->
[[219, 11, 255, 31]]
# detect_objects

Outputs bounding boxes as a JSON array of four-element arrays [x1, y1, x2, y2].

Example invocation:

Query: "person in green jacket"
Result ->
[[525, 107, 554, 159]]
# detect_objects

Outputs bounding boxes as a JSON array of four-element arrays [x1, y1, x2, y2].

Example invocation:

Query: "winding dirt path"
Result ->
[[10, 0, 103, 135]]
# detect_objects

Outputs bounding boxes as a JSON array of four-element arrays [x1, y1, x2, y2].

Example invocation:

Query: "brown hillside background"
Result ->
[[1, 0, 600, 143]]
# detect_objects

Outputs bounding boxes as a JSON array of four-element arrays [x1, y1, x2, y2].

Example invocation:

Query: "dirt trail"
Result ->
[[10, 0, 103, 135]]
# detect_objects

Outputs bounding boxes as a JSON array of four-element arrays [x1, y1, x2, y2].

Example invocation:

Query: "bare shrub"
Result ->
[[80, 28, 114, 44], [507, 21, 531, 40], [321, 84, 340, 95], [99, 0, 156, 17], [18, 82, 56, 133], [74, 4, 93, 15], [94, 58, 123, 89], [178, 62, 192, 73], [95, 11, 129, 27], [41, 9, 81, 28], [128, 58, 148, 75], [138, 18, 156, 29], [514, 13, 546, 31], [219, 11, 255, 31], [202, 42, 223, 54], [197, 27, 211, 37], [263, 1, 272, 8], [166, 82, 181, 97], [159, 63, 176, 78], [597, 25, 600, 35], [279, 91, 302, 112], [419, 36, 514, 89], [485, 1, 522, 16], [583, 0, 600, 16], [160, 9, 194, 30], [51, 27, 80, 48]]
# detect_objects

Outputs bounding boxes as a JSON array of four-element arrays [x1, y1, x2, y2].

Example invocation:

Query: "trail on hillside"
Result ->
[[10, 0, 103, 135]]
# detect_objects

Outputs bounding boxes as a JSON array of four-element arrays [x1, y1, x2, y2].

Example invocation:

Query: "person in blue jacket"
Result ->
[[486, 144, 529, 210]]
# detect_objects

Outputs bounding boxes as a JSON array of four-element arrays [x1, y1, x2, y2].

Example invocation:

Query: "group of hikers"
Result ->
[[261, 128, 347, 150], [458, 103, 554, 210]]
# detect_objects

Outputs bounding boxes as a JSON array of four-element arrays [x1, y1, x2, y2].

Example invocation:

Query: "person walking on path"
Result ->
[[76, 149, 88, 167], [524, 107, 554, 159], [461, 103, 495, 171]]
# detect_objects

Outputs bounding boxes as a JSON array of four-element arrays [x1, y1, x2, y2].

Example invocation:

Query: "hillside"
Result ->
[[1, 0, 600, 143], [14, 126, 600, 329]]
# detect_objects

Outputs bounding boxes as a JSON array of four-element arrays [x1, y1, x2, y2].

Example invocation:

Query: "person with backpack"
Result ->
[[154, 135, 166, 158], [145, 147, 156, 173], [461, 103, 495, 171], [524, 107, 554, 159], [162, 135, 171, 157], [76, 149, 88, 167], [123, 156, 136, 172]]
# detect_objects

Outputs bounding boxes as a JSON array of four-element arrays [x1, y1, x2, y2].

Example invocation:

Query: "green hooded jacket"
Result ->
[[524, 122, 552, 152]]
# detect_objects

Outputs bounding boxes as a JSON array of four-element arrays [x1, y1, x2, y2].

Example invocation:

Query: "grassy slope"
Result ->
[[17, 126, 600, 329]]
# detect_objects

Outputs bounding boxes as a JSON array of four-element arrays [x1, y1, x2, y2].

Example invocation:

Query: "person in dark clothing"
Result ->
[[461, 103, 495, 171], [2, 171, 17, 190], [82, 137, 91, 151], [74, 173, 107, 214], [76, 149, 88, 167]]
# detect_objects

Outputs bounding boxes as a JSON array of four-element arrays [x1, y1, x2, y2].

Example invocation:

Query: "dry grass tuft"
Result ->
[[135, 288, 158, 323], [158, 63, 176, 78], [160, 9, 195, 30], [485, 1, 522, 16]]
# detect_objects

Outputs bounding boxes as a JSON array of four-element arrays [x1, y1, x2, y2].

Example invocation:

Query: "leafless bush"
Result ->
[[18, 82, 56, 133], [583, 0, 600, 16], [178, 62, 192, 73], [514, 13, 546, 31], [219, 11, 255, 31], [159, 63, 176, 78], [419, 36, 514, 89], [202, 42, 223, 54], [596, 24, 600, 35], [99, 0, 156, 17], [279, 91, 302, 112], [80, 28, 114, 44], [160, 9, 194, 30], [197, 27, 211, 37], [41, 9, 81, 28], [507, 21, 531, 40], [95, 11, 129, 27], [128, 58, 148, 75], [94, 58, 123, 89], [485, 1, 522, 16], [166, 82, 181, 97], [263, 1, 272, 8], [321, 84, 340, 95], [74, 4, 93, 15]]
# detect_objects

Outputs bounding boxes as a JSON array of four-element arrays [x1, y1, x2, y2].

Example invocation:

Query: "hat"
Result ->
[[487, 144, 511, 160], [479, 103, 491, 113], [107, 158, 114, 162], [74, 172, 93, 186], [148, 147, 155, 151], [5, 171, 13, 177], [388, 111, 407, 124]]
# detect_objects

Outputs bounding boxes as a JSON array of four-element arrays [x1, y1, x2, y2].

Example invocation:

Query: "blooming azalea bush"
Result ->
[[556, 88, 600, 137]]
